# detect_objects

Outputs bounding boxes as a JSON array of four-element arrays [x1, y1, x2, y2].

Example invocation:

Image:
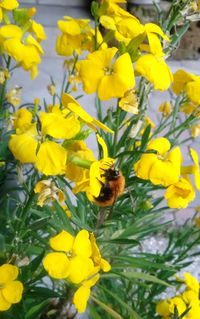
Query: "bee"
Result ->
[[94, 166, 125, 207]]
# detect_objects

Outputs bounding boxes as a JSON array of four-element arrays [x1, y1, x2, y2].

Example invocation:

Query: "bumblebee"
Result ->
[[94, 166, 125, 207]]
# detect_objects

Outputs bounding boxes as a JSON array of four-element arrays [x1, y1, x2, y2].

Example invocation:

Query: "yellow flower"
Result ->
[[65, 141, 96, 183], [13, 108, 33, 129], [79, 47, 135, 100], [164, 177, 195, 209], [56, 17, 98, 56], [9, 123, 68, 175], [119, 89, 138, 114], [47, 84, 56, 96], [0, 264, 23, 311], [9, 124, 38, 164], [30, 20, 46, 42], [0, 25, 44, 79], [135, 54, 173, 91], [43, 230, 94, 283], [134, 137, 182, 186], [158, 101, 172, 117], [0, 0, 19, 21], [62, 93, 113, 133], [172, 69, 200, 105], [34, 179, 65, 207]]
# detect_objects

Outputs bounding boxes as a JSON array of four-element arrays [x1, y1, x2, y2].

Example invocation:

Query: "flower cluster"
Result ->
[[43, 230, 111, 313], [0, 1, 46, 79], [134, 137, 200, 209], [156, 272, 200, 318]]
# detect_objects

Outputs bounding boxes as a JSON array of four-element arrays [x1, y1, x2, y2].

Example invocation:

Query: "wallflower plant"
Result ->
[[1, 0, 200, 318]]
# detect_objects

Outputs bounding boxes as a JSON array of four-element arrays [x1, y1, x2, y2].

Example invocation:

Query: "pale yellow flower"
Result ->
[[34, 179, 65, 207], [119, 89, 138, 114]]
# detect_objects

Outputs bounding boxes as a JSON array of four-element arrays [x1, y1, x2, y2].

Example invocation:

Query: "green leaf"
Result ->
[[141, 124, 151, 150], [114, 271, 171, 287], [24, 299, 49, 319], [99, 285, 142, 319], [91, 295, 123, 319]]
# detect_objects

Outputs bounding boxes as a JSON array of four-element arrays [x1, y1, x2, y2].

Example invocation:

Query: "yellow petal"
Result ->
[[73, 230, 92, 258], [185, 81, 200, 105], [97, 134, 108, 158], [0, 0, 19, 10], [9, 133, 38, 163], [31, 20, 46, 42], [2, 281, 23, 304], [146, 32, 164, 57], [57, 19, 81, 35], [43, 252, 70, 279], [145, 23, 170, 41], [135, 54, 173, 91], [190, 148, 200, 190], [68, 256, 94, 284], [100, 258, 111, 272], [73, 285, 90, 313], [0, 264, 19, 285], [0, 291, 11, 311], [35, 141, 67, 176], [62, 93, 93, 123], [147, 137, 171, 155], [49, 230, 74, 252], [40, 112, 80, 139], [0, 25, 22, 39]]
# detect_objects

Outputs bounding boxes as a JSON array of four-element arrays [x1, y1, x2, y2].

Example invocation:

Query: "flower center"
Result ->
[[103, 67, 113, 76], [66, 250, 74, 258]]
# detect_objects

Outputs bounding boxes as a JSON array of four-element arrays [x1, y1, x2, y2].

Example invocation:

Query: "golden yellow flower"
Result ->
[[164, 177, 195, 209], [135, 54, 173, 91], [13, 108, 33, 129], [43, 230, 94, 283], [134, 137, 182, 186], [79, 47, 135, 100], [0, 264, 23, 311], [172, 69, 200, 105]]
